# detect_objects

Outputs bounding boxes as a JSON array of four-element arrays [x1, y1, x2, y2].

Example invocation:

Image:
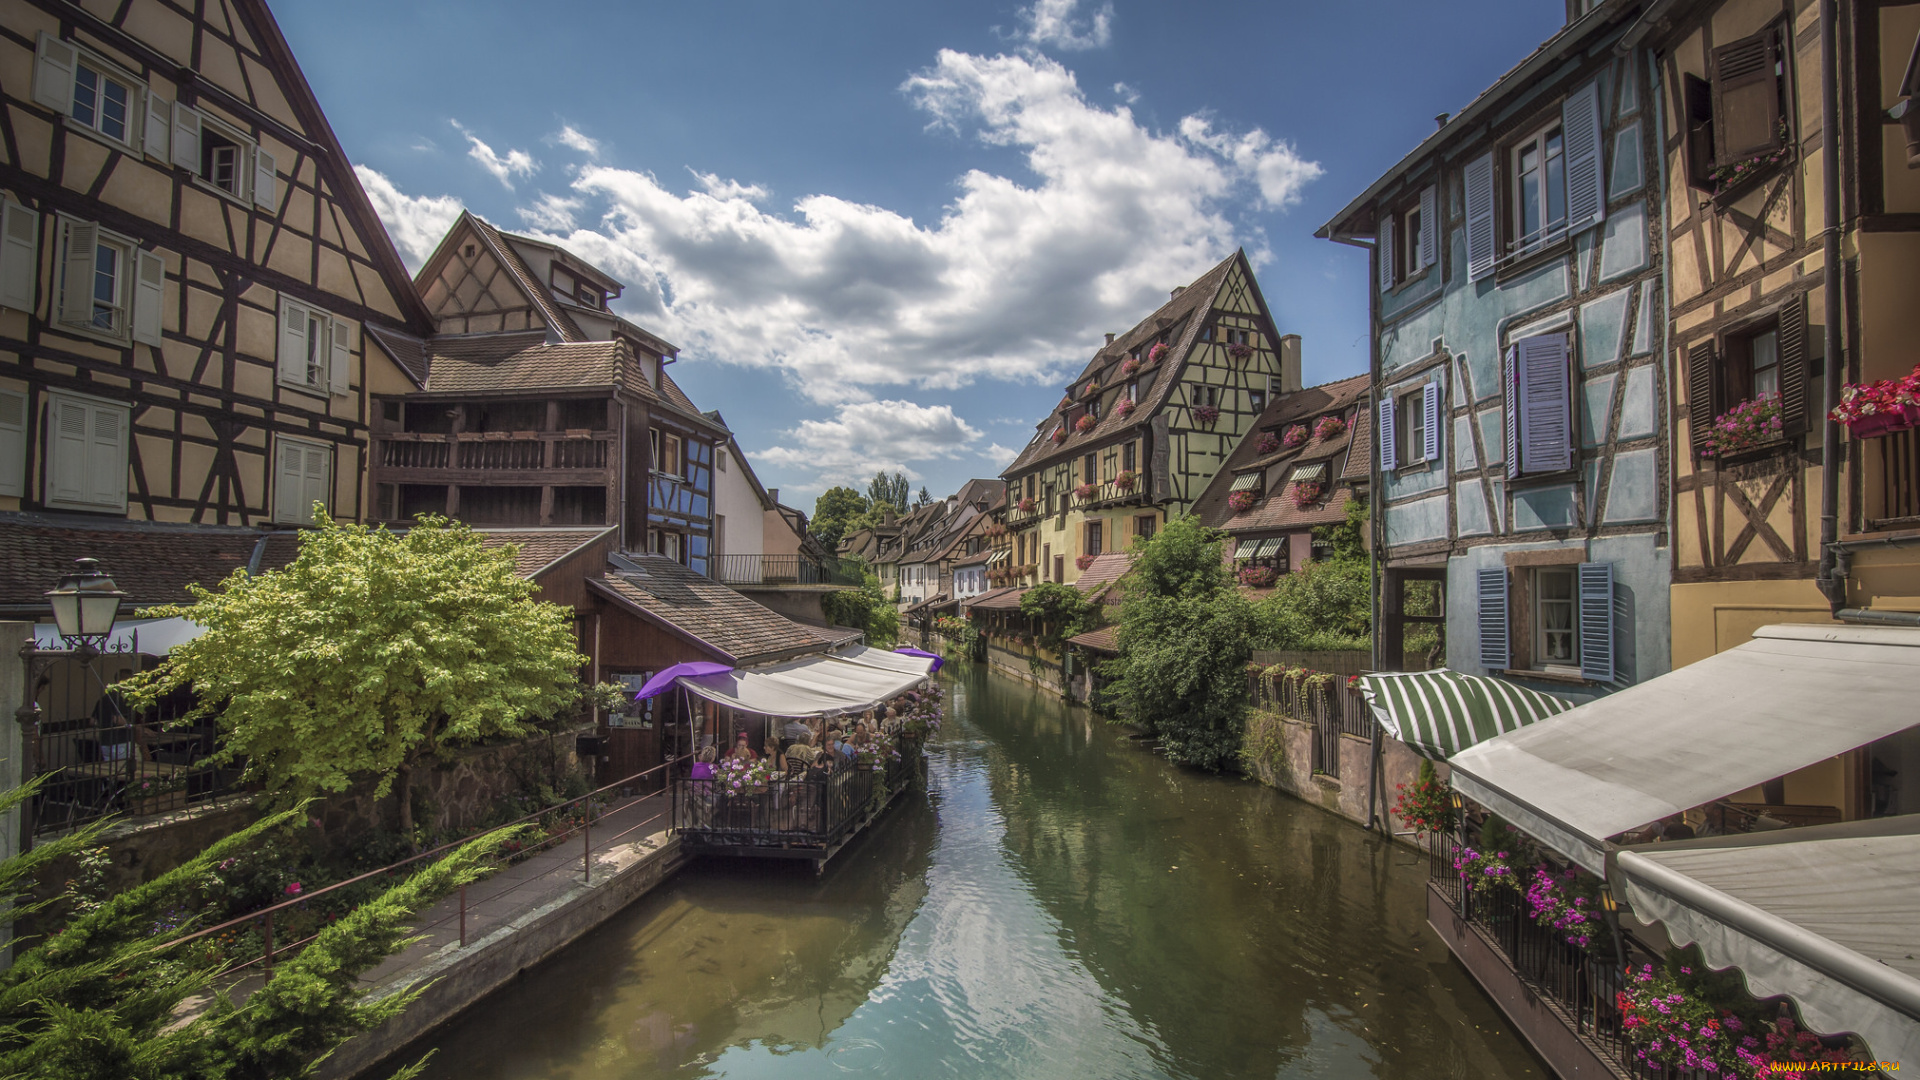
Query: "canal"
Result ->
[[409, 661, 1543, 1080]]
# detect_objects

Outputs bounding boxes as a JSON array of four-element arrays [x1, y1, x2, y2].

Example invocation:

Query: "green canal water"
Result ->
[[409, 661, 1543, 1080]]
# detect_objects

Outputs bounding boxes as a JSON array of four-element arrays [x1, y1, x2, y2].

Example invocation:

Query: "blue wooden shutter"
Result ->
[[1422, 382, 1440, 462], [1477, 568, 1509, 669], [1562, 79, 1606, 235], [1518, 332, 1572, 474], [1503, 346, 1521, 480], [1379, 393, 1397, 469], [1577, 561, 1614, 683], [1418, 184, 1438, 268], [1464, 152, 1496, 280], [1378, 212, 1395, 294]]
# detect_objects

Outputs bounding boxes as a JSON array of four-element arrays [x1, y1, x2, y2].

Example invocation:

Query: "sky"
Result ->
[[274, 0, 1565, 511]]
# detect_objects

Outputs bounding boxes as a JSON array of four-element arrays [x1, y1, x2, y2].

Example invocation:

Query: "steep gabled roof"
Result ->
[[590, 555, 829, 665], [416, 213, 586, 342], [416, 332, 657, 398], [1194, 373, 1371, 534]]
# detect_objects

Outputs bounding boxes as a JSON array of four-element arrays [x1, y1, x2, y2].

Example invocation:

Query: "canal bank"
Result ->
[[394, 659, 1543, 1080]]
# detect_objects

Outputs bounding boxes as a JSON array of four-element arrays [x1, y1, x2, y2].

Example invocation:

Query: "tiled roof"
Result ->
[[364, 324, 429, 386], [1194, 373, 1371, 534], [1341, 400, 1373, 483], [590, 555, 829, 664], [903, 593, 954, 615], [0, 515, 299, 608], [966, 586, 1029, 612], [1066, 626, 1120, 654], [1005, 252, 1243, 475], [465, 215, 584, 342], [472, 527, 614, 579], [421, 333, 657, 400], [1073, 552, 1131, 594], [792, 620, 866, 648]]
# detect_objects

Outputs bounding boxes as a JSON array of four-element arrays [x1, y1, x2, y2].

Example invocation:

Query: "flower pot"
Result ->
[[1849, 412, 1914, 440]]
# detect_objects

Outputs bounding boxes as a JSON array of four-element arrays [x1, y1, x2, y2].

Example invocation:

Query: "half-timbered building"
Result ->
[[998, 251, 1300, 587], [1318, 5, 1672, 695]]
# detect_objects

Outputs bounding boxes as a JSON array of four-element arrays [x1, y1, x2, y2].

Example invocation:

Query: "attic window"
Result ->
[[1286, 462, 1326, 486], [1228, 473, 1262, 493], [463, 244, 476, 258]]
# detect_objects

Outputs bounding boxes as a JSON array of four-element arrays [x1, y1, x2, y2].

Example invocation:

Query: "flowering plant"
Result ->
[[1050, 427, 1067, 444], [1254, 432, 1281, 455], [1120, 357, 1141, 378], [1236, 564, 1277, 587], [1313, 414, 1347, 441], [1391, 758, 1456, 837], [1227, 490, 1258, 513], [1701, 393, 1784, 458], [1074, 482, 1096, 500], [1113, 470, 1137, 491], [1147, 342, 1169, 364], [1194, 404, 1221, 425], [714, 754, 772, 795], [1114, 397, 1136, 419], [1227, 342, 1255, 360], [1707, 119, 1793, 190], [1830, 363, 1920, 437], [1618, 965, 1744, 1076], [898, 687, 945, 737], [1346, 673, 1361, 690], [1075, 414, 1098, 434], [1076, 553, 1097, 571], [1081, 380, 1101, 399], [1282, 424, 1309, 449], [1017, 497, 1036, 513], [1452, 846, 1516, 894], [1291, 480, 1325, 508], [1524, 866, 1596, 949]]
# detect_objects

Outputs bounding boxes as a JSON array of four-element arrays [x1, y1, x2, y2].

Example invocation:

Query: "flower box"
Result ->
[[1846, 411, 1916, 440], [1147, 342, 1168, 364], [1120, 358, 1141, 378], [1313, 414, 1347, 441], [1114, 397, 1136, 419], [1017, 497, 1036, 513], [1075, 554, 1097, 571], [1226, 343, 1254, 360], [1073, 482, 1095, 500], [1291, 480, 1325, 508], [1227, 489, 1258, 513], [1194, 404, 1220, 425], [1081, 381, 1101, 399], [1236, 564, 1276, 588], [1700, 393, 1784, 459], [1075, 414, 1098, 434], [1282, 424, 1308, 449], [1832, 365, 1920, 438], [1050, 427, 1067, 444], [1113, 470, 1137, 491], [1254, 432, 1281, 455]]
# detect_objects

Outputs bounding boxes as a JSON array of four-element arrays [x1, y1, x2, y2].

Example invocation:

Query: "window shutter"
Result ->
[[253, 147, 278, 209], [33, 33, 76, 114], [277, 296, 307, 384], [1577, 561, 1615, 682], [1464, 152, 1496, 281], [1687, 340, 1718, 459], [302, 443, 331, 522], [59, 220, 98, 328], [171, 102, 201, 173], [49, 398, 89, 506], [143, 91, 170, 161], [132, 249, 164, 346], [1518, 333, 1572, 474], [86, 402, 126, 509], [1477, 567, 1510, 669], [328, 317, 351, 396], [274, 440, 303, 523], [1683, 74, 1716, 191], [0, 389, 24, 497], [1378, 212, 1395, 293], [0, 200, 39, 313], [1712, 31, 1784, 164], [1418, 185, 1438, 269], [1503, 345, 1522, 480], [1776, 294, 1808, 434], [1561, 78, 1606, 234], [1378, 393, 1397, 469], [1421, 382, 1441, 462]]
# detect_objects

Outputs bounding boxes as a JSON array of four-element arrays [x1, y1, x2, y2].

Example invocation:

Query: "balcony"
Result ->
[[706, 554, 865, 588], [375, 430, 615, 482], [1080, 478, 1148, 509], [1864, 426, 1920, 530]]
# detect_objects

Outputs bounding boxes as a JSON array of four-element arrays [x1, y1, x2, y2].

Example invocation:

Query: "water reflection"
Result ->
[[409, 662, 1541, 1080]]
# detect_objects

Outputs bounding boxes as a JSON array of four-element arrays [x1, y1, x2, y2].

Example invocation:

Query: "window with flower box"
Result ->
[[1682, 24, 1791, 197], [1685, 296, 1809, 459]]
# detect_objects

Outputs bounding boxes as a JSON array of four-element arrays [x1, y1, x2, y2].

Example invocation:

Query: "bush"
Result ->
[[1253, 558, 1370, 649]]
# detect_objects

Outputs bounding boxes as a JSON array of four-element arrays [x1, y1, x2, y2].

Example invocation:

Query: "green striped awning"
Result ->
[[1360, 670, 1575, 760], [1254, 538, 1284, 558], [1233, 539, 1260, 558]]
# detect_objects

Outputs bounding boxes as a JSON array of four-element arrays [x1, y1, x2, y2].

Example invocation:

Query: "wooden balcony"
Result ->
[[374, 430, 616, 484], [1864, 426, 1920, 531], [1081, 478, 1147, 509]]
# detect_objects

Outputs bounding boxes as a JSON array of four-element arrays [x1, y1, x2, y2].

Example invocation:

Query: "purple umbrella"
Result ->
[[894, 646, 943, 673], [634, 662, 733, 700]]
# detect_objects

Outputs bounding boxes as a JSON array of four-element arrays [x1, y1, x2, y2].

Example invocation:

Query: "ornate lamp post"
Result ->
[[14, 559, 128, 847]]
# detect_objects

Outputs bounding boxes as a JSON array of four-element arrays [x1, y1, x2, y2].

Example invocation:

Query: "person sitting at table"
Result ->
[[828, 725, 855, 761], [781, 718, 811, 751], [724, 731, 758, 762], [690, 744, 717, 780], [784, 730, 819, 774]]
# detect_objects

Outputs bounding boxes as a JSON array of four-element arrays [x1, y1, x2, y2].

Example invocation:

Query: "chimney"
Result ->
[[1278, 334, 1303, 394], [1104, 332, 1116, 345], [1170, 285, 1186, 301], [1435, 113, 1450, 130], [766, 487, 778, 505]]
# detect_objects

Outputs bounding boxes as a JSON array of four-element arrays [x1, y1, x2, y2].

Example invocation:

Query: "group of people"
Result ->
[[688, 704, 904, 782]]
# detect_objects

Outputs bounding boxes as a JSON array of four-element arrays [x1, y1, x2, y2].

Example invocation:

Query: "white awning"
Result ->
[[1360, 669, 1574, 760], [1610, 817, 1920, 1067], [1233, 540, 1260, 559], [1286, 462, 1326, 485], [988, 549, 1009, 567], [1253, 538, 1285, 559], [31, 617, 205, 656], [673, 654, 932, 719], [832, 645, 939, 677], [1449, 624, 1920, 874], [1229, 473, 1262, 493]]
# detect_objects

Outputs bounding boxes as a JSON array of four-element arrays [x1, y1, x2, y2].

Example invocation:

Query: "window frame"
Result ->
[[66, 47, 142, 151], [1085, 519, 1103, 557], [1395, 387, 1426, 469], [56, 217, 138, 344], [272, 433, 334, 526], [1532, 565, 1580, 673], [192, 113, 257, 204], [1507, 117, 1569, 258], [44, 390, 130, 513], [1134, 514, 1156, 542], [276, 295, 347, 397]]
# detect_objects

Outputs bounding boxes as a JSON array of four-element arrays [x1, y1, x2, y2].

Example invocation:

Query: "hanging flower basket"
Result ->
[[1050, 427, 1067, 444], [1120, 357, 1141, 378], [1291, 480, 1325, 508], [1075, 414, 1098, 434], [1227, 489, 1258, 513], [1226, 343, 1254, 360], [1194, 404, 1220, 425], [1113, 470, 1137, 491], [1081, 380, 1101, 400], [1282, 424, 1308, 449], [1700, 393, 1784, 458], [1830, 364, 1920, 439], [1236, 564, 1276, 588], [1018, 496, 1036, 513], [1075, 553, 1097, 571], [1254, 432, 1281, 455], [1147, 342, 1169, 364], [1073, 482, 1095, 501], [1114, 397, 1136, 420], [1313, 414, 1347, 441]]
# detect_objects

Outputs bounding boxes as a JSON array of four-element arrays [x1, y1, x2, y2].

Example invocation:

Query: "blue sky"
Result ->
[[276, 0, 1564, 510]]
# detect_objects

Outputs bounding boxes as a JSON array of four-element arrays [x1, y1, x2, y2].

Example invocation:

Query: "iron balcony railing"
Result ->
[[669, 738, 920, 850], [1249, 669, 1375, 779], [376, 430, 616, 473], [706, 554, 866, 587], [1867, 426, 1920, 530]]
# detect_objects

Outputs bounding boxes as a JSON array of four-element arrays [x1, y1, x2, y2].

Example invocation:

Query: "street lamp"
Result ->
[[45, 558, 126, 658]]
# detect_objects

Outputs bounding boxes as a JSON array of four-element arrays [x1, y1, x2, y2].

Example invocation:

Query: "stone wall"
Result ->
[[1242, 708, 1441, 853]]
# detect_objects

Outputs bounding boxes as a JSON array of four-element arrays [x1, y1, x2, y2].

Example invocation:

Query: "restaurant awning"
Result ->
[[1229, 473, 1263, 493], [1233, 539, 1260, 559], [1609, 816, 1920, 1067], [834, 644, 941, 676], [1448, 623, 1920, 874], [668, 653, 935, 719], [1359, 670, 1574, 761]]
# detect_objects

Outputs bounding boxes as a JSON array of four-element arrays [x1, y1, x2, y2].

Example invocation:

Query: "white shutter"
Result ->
[[274, 439, 303, 522], [86, 402, 126, 508], [33, 33, 76, 114], [48, 398, 89, 506], [1518, 332, 1573, 474], [1378, 393, 1397, 470], [1464, 152, 1496, 281], [132, 249, 164, 346], [1562, 78, 1606, 234], [1503, 346, 1521, 480], [1418, 184, 1438, 269], [0, 200, 38, 313], [0, 389, 25, 497], [1477, 567, 1510, 670], [302, 443, 331, 523], [1421, 382, 1441, 462], [328, 317, 351, 396], [1377, 212, 1395, 293], [171, 102, 202, 173], [143, 91, 170, 161], [252, 146, 277, 209], [1577, 561, 1615, 683], [58, 220, 98, 327], [277, 296, 307, 385]]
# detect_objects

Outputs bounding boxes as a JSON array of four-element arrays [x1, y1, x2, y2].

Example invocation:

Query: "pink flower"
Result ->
[[285, 882, 303, 896]]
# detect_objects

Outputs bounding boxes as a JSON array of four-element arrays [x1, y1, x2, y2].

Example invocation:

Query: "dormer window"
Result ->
[[574, 280, 603, 309]]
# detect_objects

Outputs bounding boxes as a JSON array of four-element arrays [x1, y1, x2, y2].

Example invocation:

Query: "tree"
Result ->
[[914, 486, 933, 509], [820, 556, 901, 647], [810, 486, 870, 551], [1251, 499, 1372, 651], [1104, 515, 1253, 772], [866, 471, 910, 514], [126, 514, 587, 846]]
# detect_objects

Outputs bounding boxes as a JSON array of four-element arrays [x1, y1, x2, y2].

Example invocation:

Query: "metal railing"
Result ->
[[670, 738, 919, 850], [1079, 478, 1146, 507], [376, 431, 614, 473], [706, 554, 865, 587], [1868, 426, 1920, 529], [1250, 669, 1374, 779]]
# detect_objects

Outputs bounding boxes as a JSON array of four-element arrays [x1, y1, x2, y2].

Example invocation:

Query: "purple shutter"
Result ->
[[1503, 346, 1521, 480], [1478, 568, 1509, 669], [1379, 393, 1398, 470], [1465, 152, 1496, 281], [1422, 382, 1441, 462], [1577, 561, 1615, 683], [1518, 333, 1572, 474]]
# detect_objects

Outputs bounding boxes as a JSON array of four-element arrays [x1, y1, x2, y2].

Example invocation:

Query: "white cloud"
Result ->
[[354, 166, 463, 270], [757, 400, 983, 490], [1112, 81, 1139, 104], [452, 120, 538, 190], [1177, 116, 1324, 210], [554, 124, 602, 158], [1021, 0, 1114, 50], [518, 192, 583, 232], [981, 443, 1019, 467]]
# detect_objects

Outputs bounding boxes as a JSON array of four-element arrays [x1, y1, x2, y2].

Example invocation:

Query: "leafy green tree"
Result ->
[[126, 514, 587, 845], [866, 471, 910, 514], [820, 556, 901, 647], [1017, 582, 1094, 655], [809, 486, 870, 551], [1104, 515, 1253, 772], [1251, 499, 1372, 651]]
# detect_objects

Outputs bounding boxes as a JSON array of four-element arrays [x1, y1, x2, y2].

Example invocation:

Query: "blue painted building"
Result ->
[[1316, 2, 1670, 701]]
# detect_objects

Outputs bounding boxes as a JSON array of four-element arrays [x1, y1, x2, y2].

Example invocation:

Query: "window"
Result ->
[[1534, 567, 1577, 667], [1380, 381, 1440, 470], [45, 392, 129, 512], [1465, 78, 1605, 280], [277, 296, 350, 396], [0, 388, 26, 497], [33, 35, 140, 149], [1249, 388, 1266, 412], [273, 436, 332, 525], [714, 514, 726, 556], [1135, 514, 1156, 541], [1025, 476, 1035, 501], [1397, 392, 1425, 468], [1085, 520, 1103, 557], [56, 219, 163, 344], [1122, 441, 1136, 473], [650, 529, 684, 563], [1503, 332, 1573, 477], [201, 126, 243, 197], [168, 103, 277, 209], [1686, 299, 1807, 458], [1476, 561, 1614, 681], [1042, 543, 1051, 580], [1511, 121, 1567, 253], [1683, 27, 1789, 192], [654, 430, 684, 478], [1378, 185, 1438, 292], [1226, 328, 1251, 347], [1082, 452, 1096, 485], [716, 449, 728, 472]]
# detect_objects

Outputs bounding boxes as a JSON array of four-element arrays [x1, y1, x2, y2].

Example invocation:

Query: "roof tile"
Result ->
[[594, 555, 829, 664]]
